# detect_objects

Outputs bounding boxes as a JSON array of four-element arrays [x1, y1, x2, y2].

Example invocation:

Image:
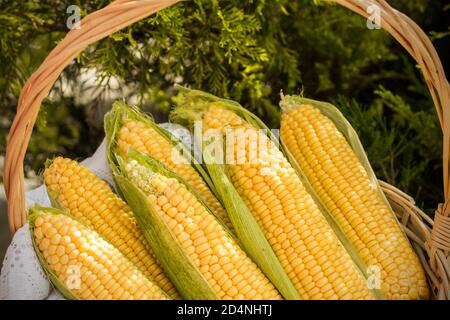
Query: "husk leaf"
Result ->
[[280, 95, 410, 243], [104, 100, 220, 201], [171, 85, 280, 146], [280, 95, 399, 215], [113, 151, 220, 300], [28, 206, 80, 300], [172, 87, 382, 299], [202, 144, 300, 300], [29, 205, 173, 300], [125, 148, 233, 232], [280, 95, 420, 299]]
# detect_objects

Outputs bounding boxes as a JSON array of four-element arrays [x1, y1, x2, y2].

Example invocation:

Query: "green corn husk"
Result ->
[[171, 86, 279, 145], [29, 206, 79, 300], [112, 149, 221, 300], [279, 95, 400, 225], [29, 205, 171, 300], [279, 95, 426, 298], [171, 87, 300, 299], [104, 100, 222, 205], [42, 157, 182, 299], [170, 86, 382, 299], [202, 143, 300, 300]]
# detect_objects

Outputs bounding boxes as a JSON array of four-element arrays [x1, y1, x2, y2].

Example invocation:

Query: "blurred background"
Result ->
[[0, 0, 449, 262]]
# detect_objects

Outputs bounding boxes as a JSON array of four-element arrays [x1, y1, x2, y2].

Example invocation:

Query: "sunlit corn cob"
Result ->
[[170, 88, 376, 300], [202, 145, 300, 299], [107, 102, 232, 230], [29, 207, 169, 300], [43, 157, 179, 298], [280, 98, 429, 300], [120, 154, 281, 300]]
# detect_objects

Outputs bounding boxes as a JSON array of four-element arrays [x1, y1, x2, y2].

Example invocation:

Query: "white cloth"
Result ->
[[0, 123, 192, 300]]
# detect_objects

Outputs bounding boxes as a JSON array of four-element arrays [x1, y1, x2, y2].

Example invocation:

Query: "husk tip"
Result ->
[[112, 99, 129, 111], [169, 104, 204, 129], [27, 204, 47, 226], [279, 94, 306, 112]]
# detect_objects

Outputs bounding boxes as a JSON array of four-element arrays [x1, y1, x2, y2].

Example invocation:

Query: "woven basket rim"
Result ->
[[3, 0, 450, 299]]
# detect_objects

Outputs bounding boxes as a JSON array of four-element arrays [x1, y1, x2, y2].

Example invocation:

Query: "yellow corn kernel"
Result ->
[[117, 120, 232, 230], [281, 103, 429, 300], [44, 157, 179, 298], [200, 105, 374, 300], [125, 160, 281, 300], [32, 211, 169, 300]]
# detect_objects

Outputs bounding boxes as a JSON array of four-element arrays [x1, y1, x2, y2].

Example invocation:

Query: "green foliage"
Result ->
[[0, 0, 448, 213]]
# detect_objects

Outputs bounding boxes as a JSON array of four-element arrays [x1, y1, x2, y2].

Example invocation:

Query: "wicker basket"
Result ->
[[3, 0, 450, 299]]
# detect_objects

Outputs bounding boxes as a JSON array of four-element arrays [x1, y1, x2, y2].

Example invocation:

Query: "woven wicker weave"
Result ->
[[3, 0, 450, 299]]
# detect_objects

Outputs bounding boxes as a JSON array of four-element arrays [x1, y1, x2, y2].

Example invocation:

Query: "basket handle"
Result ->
[[332, 0, 450, 213], [332, 1, 450, 297], [3, 0, 450, 297], [4, 0, 180, 233]]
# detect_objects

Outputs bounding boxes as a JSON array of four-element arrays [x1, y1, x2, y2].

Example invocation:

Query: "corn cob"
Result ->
[[202, 147, 300, 299], [280, 96, 429, 300], [170, 87, 376, 300], [29, 206, 169, 300], [43, 157, 180, 298], [104, 102, 233, 231], [113, 150, 282, 300]]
